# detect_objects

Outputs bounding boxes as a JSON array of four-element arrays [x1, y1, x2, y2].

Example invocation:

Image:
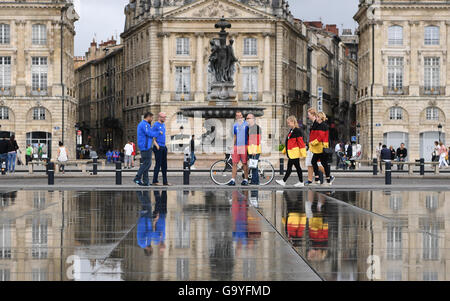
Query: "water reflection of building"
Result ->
[[0, 191, 74, 281], [279, 190, 450, 281]]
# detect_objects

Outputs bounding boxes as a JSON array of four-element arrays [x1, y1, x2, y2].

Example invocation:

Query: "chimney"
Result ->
[[305, 21, 323, 29], [325, 24, 339, 36], [342, 29, 352, 35]]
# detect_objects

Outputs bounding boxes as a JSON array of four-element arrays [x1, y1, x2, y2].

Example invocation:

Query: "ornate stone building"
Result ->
[[75, 38, 124, 153], [121, 0, 311, 152], [0, 0, 78, 159], [355, 0, 450, 160]]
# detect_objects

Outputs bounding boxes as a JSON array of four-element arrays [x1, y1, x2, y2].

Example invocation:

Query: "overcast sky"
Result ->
[[74, 0, 359, 56]]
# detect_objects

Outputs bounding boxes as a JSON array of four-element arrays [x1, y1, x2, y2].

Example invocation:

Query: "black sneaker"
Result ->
[[134, 179, 143, 186], [241, 180, 249, 186], [227, 180, 236, 186]]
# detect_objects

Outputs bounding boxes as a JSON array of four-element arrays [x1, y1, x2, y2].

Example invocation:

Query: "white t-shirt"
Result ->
[[124, 144, 133, 156], [335, 144, 341, 153]]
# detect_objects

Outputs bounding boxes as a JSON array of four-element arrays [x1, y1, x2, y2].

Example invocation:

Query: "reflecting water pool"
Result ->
[[0, 189, 449, 281]]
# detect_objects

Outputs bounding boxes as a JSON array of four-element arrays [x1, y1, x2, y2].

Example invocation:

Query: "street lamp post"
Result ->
[[438, 123, 442, 142]]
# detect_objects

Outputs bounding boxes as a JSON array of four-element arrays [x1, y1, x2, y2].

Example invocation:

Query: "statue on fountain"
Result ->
[[208, 17, 238, 102]]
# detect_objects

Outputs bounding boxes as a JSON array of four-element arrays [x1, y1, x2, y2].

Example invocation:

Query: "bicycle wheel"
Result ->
[[257, 160, 275, 186], [210, 160, 233, 185]]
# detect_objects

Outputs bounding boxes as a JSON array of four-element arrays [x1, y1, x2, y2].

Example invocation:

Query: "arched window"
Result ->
[[426, 107, 439, 120], [388, 25, 403, 45], [389, 107, 403, 120], [0, 24, 10, 44], [425, 26, 439, 45], [0, 106, 9, 120]]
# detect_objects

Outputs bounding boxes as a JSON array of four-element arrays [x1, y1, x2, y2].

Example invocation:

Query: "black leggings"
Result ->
[[312, 153, 331, 180], [283, 158, 303, 182]]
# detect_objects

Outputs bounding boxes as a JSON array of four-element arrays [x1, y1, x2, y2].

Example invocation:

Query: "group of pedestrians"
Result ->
[[334, 141, 362, 170], [378, 143, 408, 171], [133, 112, 171, 186], [276, 108, 335, 186], [0, 135, 19, 173]]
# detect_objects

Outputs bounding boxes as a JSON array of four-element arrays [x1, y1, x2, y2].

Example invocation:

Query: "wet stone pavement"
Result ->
[[1, 189, 449, 281]]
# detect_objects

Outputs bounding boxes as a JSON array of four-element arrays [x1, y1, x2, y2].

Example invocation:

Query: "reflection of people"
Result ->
[[136, 191, 154, 256], [232, 191, 248, 246], [153, 190, 167, 254], [306, 192, 329, 262]]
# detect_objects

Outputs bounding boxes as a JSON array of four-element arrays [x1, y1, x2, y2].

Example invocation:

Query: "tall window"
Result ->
[[242, 66, 258, 101], [176, 38, 190, 56], [31, 57, 48, 93], [31, 219, 48, 259], [0, 107, 9, 120], [425, 26, 439, 45], [387, 225, 402, 260], [0, 224, 11, 259], [32, 107, 46, 120], [0, 56, 11, 92], [388, 25, 403, 45], [244, 38, 257, 56], [423, 225, 439, 260], [388, 57, 403, 92], [175, 66, 190, 100], [32, 24, 47, 45], [389, 107, 403, 120], [0, 24, 10, 44], [424, 57, 440, 92], [426, 107, 439, 121]]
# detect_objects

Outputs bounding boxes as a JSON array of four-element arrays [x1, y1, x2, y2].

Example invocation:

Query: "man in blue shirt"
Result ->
[[152, 112, 170, 186], [134, 112, 155, 186], [228, 111, 249, 186]]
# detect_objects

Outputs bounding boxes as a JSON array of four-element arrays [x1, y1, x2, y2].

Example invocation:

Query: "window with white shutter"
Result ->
[[31, 57, 48, 93], [424, 57, 440, 92], [175, 66, 191, 100], [387, 57, 403, 92], [0, 56, 11, 92], [0, 24, 10, 44], [244, 38, 257, 56], [32, 24, 47, 45], [388, 26, 403, 45], [176, 38, 190, 56], [242, 66, 258, 100], [425, 26, 439, 45]]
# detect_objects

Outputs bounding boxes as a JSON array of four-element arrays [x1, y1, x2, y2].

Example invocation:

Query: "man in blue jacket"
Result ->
[[152, 112, 171, 186], [134, 112, 155, 186]]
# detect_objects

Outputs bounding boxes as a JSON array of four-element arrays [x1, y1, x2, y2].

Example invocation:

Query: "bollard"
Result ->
[[116, 162, 122, 185], [385, 161, 391, 185], [183, 160, 190, 185], [373, 158, 378, 175], [280, 158, 284, 176], [93, 158, 98, 175], [420, 158, 425, 176], [48, 162, 54, 185]]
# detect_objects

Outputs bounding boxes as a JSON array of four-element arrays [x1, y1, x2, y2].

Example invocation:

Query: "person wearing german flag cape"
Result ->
[[276, 116, 307, 187], [309, 112, 335, 185]]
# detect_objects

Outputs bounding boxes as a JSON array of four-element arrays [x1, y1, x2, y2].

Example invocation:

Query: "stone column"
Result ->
[[263, 33, 272, 102], [160, 32, 171, 102], [195, 33, 204, 102]]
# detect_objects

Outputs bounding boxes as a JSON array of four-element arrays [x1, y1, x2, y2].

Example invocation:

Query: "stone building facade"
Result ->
[[305, 22, 359, 144], [121, 0, 311, 152], [75, 39, 124, 153], [0, 0, 78, 159], [355, 0, 450, 161]]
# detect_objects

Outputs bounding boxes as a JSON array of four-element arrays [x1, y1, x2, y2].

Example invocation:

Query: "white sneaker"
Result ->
[[294, 182, 304, 187], [276, 180, 286, 187], [190, 166, 197, 170]]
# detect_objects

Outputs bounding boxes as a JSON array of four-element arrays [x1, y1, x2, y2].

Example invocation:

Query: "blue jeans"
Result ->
[[153, 146, 168, 185], [134, 150, 152, 185], [249, 154, 260, 184], [7, 152, 16, 172]]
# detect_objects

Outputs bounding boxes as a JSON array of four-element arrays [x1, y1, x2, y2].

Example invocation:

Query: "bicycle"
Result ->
[[210, 153, 275, 186]]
